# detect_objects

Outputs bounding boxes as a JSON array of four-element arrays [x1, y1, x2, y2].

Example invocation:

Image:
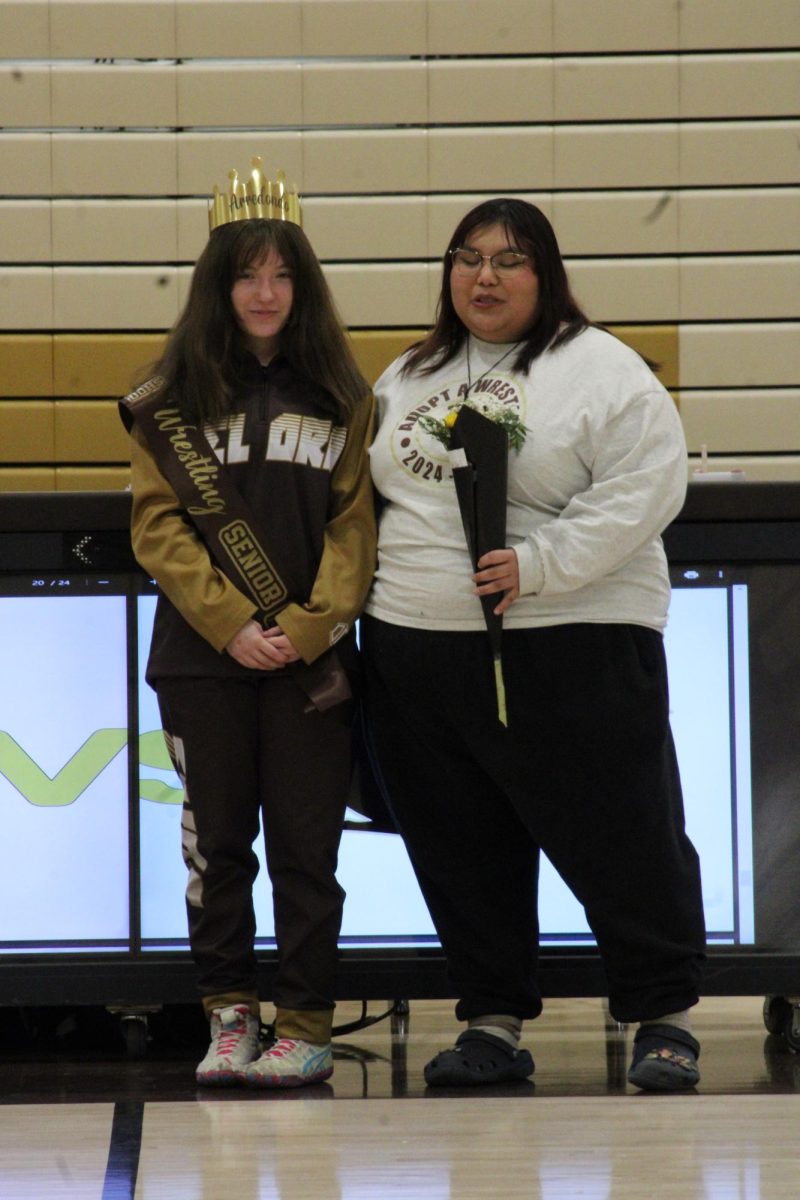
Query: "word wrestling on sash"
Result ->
[[154, 406, 225, 516]]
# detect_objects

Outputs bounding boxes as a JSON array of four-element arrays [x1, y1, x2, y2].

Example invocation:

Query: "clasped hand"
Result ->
[[225, 620, 301, 670], [472, 548, 520, 616]]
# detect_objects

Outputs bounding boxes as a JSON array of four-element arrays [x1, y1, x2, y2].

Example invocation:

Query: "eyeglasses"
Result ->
[[449, 248, 531, 276]]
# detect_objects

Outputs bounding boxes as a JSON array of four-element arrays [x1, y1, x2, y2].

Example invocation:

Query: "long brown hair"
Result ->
[[148, 220, 367, 423], [403, 198, 590, 377]]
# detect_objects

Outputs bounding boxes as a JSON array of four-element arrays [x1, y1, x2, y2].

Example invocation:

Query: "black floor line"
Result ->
[[102, 1100, 144, 1200]]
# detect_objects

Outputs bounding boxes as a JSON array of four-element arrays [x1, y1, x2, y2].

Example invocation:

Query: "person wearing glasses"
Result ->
[[361, 197, 706, 1092]]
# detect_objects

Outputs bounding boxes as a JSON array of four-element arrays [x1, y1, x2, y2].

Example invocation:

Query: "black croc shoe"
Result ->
[[424, 1029, 535, 1087], [627, 1023, 701, 1092]]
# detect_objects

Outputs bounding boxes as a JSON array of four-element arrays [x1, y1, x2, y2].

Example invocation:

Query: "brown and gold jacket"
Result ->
[[126, 352, 376, 681]]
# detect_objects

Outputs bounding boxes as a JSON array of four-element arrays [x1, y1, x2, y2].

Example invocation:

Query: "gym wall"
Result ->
[[0, 0, 798, 490]]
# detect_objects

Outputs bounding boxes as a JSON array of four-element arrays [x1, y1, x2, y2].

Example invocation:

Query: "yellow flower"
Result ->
[[444, 410, 459, 428]]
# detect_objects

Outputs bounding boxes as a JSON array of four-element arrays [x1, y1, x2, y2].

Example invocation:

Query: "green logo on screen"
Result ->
[[0, 730, 181, 807]]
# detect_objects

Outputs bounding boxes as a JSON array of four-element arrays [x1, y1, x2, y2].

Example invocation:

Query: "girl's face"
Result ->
[[230, 247, 294, 362], [449, 221, 539, 344]]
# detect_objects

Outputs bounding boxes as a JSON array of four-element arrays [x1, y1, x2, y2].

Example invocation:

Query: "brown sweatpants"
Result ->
[[156, 672, 352, 1027]]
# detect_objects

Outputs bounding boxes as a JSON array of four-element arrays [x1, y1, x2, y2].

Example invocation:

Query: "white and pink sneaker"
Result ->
[[244, 1037, 333, 1088], [196, 1004, 261, 1087]]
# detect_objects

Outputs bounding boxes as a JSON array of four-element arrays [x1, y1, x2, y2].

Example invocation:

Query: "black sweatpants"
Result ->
[[156, 673, 351, 1013], [362, 616, 706, 1025]]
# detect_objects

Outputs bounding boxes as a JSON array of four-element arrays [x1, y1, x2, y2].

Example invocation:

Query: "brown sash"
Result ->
[[120, 381, 351, 711]]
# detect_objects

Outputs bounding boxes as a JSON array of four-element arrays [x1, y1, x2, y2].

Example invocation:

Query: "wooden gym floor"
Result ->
[[1, 995, 799, 1198]]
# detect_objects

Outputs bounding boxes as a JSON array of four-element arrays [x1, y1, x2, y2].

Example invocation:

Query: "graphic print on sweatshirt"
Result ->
[[203, 412, 347, 472], [389, 372, 524, 487]]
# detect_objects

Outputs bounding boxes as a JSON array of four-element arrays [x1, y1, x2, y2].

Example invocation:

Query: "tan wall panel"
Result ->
[[0, 467, 56, 491], [325, 265, 431, 327], [0, 401, 54, 462], [567, 260, 679, 323], [680, 0, 800, 50], [679, 189, 800, 253], [680, 122, 799, 187], [0, 65, 51, 127], [0, 201, 52, 263], [303, 198, 427, 261], [54, 335, 167, 396], [687, 454, 800, 482], [680, 324, 800, 388], [53, 268, 179, 330], [553, 192, 678, 255], [176, 200, 208, 264], [611, 327, 678, 389], [555, 58, 678, 121], [429, 128, 553, 192], [177, 63, 301, 128], [49, 1, 177, 58], [54, 400, 131, 462], [555, 126, 679, 188], [349, 330, 425, 387], [56, 466, 130, 491], [554, 0, 678, 51], [427, 0, 551, 54], [177, 265, 193, 313], [52, 134, 178, 196], [303, 131, 426, 194], [0, 336, 53, 397], [681, 54, 799, 118], [176, 0, 301, 57], [4, 330, 675, 407], [427, 195, 553, 257], [679, 390, 800, 454], [680, 257, 800, 321], [24, 333, 668, 412], [0, 135, 52, 196], [302, 63, 427, 126], [52, 201, 179, 263], [429, 61, 553, 124], [2, 1, 49, 58], [50, 64, 177, 129], [177, 133, 303, 196], [0, 270, 53, 330], [302, 0, 426, 55], [426, 262, 442, 323]]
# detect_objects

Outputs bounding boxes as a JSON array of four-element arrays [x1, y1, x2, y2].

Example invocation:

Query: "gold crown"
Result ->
[[208, 156, 302, 232]]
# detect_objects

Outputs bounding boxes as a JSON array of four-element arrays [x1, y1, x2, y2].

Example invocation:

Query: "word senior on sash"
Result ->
[[220, 520, 288, 612]]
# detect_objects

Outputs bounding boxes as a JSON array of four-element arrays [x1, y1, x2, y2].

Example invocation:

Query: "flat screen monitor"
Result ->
[[0, 485, 798, 1002]]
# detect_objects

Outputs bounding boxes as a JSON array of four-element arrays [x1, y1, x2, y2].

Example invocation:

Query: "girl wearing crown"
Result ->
[[121, 172, 376, 1089]]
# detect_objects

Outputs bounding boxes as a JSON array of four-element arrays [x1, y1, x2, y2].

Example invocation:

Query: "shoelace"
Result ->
[[265, 1038, 298, 1059], [215, 1021, 248, 1057]]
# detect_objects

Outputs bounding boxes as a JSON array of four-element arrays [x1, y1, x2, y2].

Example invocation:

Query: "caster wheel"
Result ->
[[763, 996, 791, 1036], [121, 1015, 148, 1059]]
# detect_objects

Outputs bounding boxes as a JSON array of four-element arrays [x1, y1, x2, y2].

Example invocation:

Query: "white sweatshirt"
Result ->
[[365, 326, 687, 633]]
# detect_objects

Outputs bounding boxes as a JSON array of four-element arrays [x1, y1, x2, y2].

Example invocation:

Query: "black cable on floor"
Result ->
[[332, 1000, 400, 1037]]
